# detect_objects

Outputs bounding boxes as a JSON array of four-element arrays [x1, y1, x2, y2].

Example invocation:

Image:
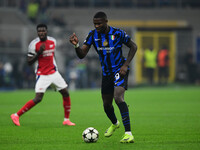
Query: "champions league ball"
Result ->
[[82, 127, 99, 143]]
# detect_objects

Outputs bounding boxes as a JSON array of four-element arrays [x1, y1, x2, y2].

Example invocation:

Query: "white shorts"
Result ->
[[35, 71, 68, 93]]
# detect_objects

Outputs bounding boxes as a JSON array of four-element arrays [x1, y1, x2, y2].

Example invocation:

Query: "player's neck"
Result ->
[[40, 37, 47, 42], [103, 26, 109, 34]]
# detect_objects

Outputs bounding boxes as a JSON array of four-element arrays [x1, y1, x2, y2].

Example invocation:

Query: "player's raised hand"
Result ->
[[69, 33, 79, 45], [38, 43, 45, 55]]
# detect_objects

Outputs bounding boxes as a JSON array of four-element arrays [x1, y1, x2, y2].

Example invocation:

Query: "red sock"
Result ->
[[17, 100, 36, 117], [63, 97, 71, 119]]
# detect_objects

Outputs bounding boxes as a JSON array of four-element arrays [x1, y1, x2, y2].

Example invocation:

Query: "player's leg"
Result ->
[[114, 87, 128, 129], [103, 94, 120, 137], [114, 86, 134, 143], [18, 93, 44, 116], [11, 93, 44, 126], [102, 94, 116, 124], [11, 75, 49, 126], [52, 71, 75, 126], [102, 75, 120, 137], [59, 88, 75, 126], [113, 71, 134, 143]]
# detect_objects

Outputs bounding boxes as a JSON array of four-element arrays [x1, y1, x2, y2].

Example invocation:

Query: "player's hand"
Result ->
[[38, 43, 45, 55], [119, 65, 128, 76], [69, 33, 79, 45]]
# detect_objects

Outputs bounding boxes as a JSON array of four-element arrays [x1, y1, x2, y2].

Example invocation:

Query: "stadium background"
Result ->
[[0, 0, 200, 90], [0, 1, 200, 150]]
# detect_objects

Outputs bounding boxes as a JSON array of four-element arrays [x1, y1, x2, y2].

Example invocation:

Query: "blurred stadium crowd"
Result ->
[[0, 0, 200, 90], [1, 0, 200, 8]]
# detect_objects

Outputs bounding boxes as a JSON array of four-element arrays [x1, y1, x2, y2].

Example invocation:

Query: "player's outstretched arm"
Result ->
[[69, 33, 90, 59], [27, 44, 45, 65]]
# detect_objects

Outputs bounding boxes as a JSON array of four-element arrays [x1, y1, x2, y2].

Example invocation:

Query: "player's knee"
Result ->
[[62, 92, 69, 97], [33, 97, 43, 104], [60, 88, 69, 97], [103, 101, 112, 108], [114, 95, 124, 104]]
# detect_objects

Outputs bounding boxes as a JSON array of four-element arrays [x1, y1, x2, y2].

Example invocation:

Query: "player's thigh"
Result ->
[[35, 75, 52, 93], [52, 71, 68, 91], [101, 75, 114, 95]]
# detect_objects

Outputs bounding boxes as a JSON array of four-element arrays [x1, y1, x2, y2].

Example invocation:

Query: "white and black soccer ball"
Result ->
[[82, 127, 99, 143]]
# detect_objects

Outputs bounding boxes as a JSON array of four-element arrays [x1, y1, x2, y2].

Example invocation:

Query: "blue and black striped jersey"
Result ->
[[84, 26, 130, 76]]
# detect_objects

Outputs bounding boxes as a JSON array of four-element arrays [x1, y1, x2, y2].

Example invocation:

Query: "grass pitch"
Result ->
[[0, 85, 200, 150]]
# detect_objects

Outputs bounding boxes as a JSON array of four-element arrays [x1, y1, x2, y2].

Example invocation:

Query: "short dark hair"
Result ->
[[93, 11, 107, 20], [36, 24, 48, 30]]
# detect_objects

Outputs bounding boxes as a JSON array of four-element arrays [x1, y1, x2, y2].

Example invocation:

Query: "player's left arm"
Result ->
[[119, 40, 137, 76]]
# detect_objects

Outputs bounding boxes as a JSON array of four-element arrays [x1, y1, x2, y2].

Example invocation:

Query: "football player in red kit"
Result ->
[[11, 24, 75, 126]]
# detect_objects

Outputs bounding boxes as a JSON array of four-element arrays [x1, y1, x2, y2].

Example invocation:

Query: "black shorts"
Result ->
[[101, 70, 129, 94]]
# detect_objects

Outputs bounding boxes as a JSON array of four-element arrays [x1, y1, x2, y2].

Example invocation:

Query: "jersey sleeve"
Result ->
[[121, 30, 131, 45], [83, 30, 94, 47], [27, 40, 36, 57], [54, 39, 57, 52]]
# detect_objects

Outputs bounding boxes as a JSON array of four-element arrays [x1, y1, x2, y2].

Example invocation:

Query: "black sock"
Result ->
[[104, 105, 117, 124], [117, 102, 131, 131]]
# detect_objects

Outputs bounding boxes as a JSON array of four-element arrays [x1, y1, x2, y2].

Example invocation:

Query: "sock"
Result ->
[[125, 131, 132, 136], [63, 97, 71, 119], [117, 102, 131, 131], [64, 118, 69, 121], [114, 120, 119, 125], [104, 105, 118, 124], [17, 100, 36, 117]]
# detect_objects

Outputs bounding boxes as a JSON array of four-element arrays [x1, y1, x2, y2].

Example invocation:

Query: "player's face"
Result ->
[[37, 27, 47, 41], [93, 18, 108, 33]]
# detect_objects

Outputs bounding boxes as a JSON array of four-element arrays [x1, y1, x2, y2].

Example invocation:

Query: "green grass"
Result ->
[[0, 85, 200, 150]]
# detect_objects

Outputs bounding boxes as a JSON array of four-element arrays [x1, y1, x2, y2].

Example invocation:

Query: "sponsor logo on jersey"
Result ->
[[97, 47, 114, 53], [43, 49, 54, 57]]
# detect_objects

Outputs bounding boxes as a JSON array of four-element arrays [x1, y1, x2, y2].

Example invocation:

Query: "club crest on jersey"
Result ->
[[50, 44, 54, 48], [111, 35, 115, 40], [103, 39, 108, 46]]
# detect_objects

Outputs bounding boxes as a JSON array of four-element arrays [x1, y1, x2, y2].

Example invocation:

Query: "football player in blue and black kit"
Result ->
[[69, 11, 137, 143]]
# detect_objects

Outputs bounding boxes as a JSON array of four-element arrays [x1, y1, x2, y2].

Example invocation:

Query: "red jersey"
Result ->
[[157, 49, 169, 67], [28, 36, 57, 75]]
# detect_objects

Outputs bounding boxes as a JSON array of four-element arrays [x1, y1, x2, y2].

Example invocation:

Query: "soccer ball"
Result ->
[[82, 127, 99, 143]]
